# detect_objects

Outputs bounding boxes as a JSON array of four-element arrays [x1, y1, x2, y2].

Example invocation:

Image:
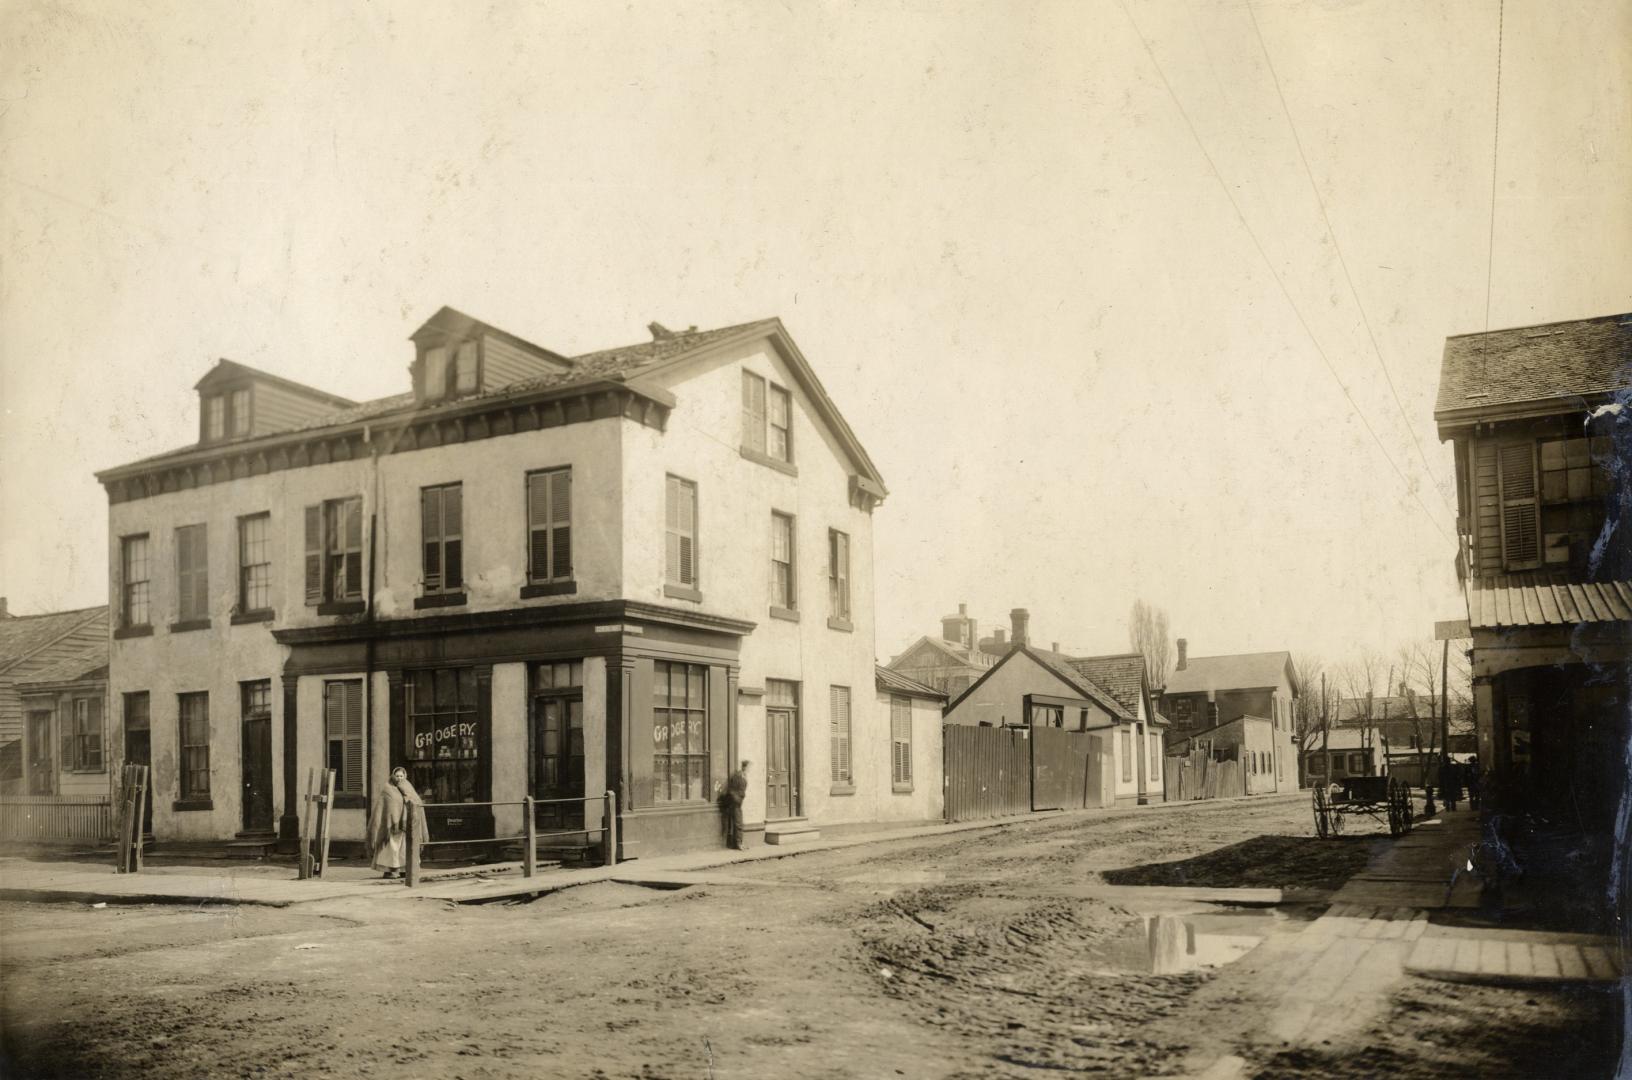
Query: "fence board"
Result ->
[[944, 725, 1033, 822], [0, 795, 115, 842], [1032, 727, 1094, 811]]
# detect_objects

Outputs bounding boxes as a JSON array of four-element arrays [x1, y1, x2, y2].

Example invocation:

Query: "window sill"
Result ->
[[230, 609, 274, 625], [414, 592, 467, 610], [769, 606, 800, 623], [829, 783, 855, 796], [168, 618, 212, 634], [892, 783, 914, 794], [317, 600, 366, 616], [172, 799, 214, 812], [739, 445, 798, 477], [826, 616, 854, 633], [69, 766, 108, 775], [113, 625, 153, 640], [663, 584, 703, 603], [520, 580, 577, 599], [333, 793, 368, 811]]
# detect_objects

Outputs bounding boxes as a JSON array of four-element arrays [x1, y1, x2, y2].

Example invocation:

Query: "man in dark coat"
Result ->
[[723, 760, 750, 850]]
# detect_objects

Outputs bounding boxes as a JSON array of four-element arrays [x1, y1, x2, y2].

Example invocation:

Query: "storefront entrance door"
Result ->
[[531, 693, 584, 831]]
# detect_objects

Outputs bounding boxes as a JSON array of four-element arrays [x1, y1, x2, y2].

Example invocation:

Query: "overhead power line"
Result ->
[[1113, 0, 1453, 545]]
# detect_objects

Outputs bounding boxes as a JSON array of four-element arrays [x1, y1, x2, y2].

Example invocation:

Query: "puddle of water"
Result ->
[[1143, 910, 1274, 975]]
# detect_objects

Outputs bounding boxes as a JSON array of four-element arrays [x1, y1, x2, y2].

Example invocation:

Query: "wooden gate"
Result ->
[[1031, 727, 1095, 811], [943, 725, 1031, 822]]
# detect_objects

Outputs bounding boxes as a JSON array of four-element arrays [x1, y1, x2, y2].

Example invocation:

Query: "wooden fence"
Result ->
[[944, 725, 1032, 822], [0, 795, 115, 843], [1031, 727, 1098, 811], [1162, 751, 1245, 802]]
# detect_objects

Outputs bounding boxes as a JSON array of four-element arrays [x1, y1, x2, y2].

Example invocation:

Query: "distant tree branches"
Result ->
[[1127, 600, 1171, 685]]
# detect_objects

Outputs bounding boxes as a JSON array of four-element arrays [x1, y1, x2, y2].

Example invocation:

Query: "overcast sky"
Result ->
[[2, 0, 1628, 671]]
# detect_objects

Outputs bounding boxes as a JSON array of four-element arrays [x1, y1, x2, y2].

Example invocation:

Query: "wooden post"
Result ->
[[116, 766, 136, 873], [602, 790, 618, 867], [298, 767, 315, 880], [523, 797, 537, 878], [132, 767, 147, 873], [316, 769, 336, 879], [405, 807, 419, 888]]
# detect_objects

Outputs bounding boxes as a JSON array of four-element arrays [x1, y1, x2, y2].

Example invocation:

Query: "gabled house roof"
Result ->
[[0, 606, 108, 674], [875, 666, 947, 700], [1434, 313, 1631, 427], [410, 305, 572, 367], [1163, 651, 1297, 697], [193, 359, 357, 407], [888, 635, 999, 672], [1065, 653, 1147, 717], [945, 644, 1135, 723]]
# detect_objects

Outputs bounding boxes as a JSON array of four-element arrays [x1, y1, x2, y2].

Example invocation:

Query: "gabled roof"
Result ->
[[410, 306, 572, 367], [0, 606, 107, 675], [1434, 313, 1631, 424], [1163, 651, 1296, 696], [1336, 694, 1445, 724], [18, 659, 107, 691], [875, 666, 947, 700], [888, 635, 998, 672], [1065, 653, 1146, 716], [945, 644, 1134, 722], [193, 359, 356, 407]]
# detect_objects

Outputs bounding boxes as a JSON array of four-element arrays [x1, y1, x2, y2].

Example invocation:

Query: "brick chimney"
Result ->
[[0, 596, 10, 618], [1176, 638, 1188, 671], [1010, 608, 1030, 648]]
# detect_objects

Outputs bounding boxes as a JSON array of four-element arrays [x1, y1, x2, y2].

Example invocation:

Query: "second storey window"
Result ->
[[305, 497, 363, 605], [770, 512, 796, 611], [665, 475, 698, 588], [238, 513, 271, 612], [421, 483, 464, 593], [179, 692, 210, 800], [120, 534, 150, 628], [828, 529, 851, 621], [1539, 436, 1611, 574], [175, 524, 208, 622], [527, 469, 572, 583]]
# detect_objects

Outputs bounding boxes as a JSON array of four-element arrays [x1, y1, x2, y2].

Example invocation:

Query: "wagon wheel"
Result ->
[[1399, 780, 1415, 831], [1387, 784, 1404, 836], [1312, 785, 1331, 839]]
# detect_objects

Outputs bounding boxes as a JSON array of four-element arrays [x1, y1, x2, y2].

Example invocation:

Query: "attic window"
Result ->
[[201, 387, 253, 442], [423, 341, 479, 400]]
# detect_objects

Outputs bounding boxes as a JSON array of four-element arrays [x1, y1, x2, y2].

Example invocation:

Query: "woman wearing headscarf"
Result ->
[[368, 767, 429, 879]]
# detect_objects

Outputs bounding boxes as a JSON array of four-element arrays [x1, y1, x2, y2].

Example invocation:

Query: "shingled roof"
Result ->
[[0, 607, 107, 673], [1066, 653, 1146, 716], [875, 666, 947, 700], [1435, 313, 1631, 422]]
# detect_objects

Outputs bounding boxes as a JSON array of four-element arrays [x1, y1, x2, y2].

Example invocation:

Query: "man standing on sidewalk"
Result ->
[[722, 760, 750, 849]]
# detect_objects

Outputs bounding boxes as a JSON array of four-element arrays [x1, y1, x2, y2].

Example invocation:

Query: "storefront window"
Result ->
[[405, 668, 479, 805], [653, 661, 708, 803]]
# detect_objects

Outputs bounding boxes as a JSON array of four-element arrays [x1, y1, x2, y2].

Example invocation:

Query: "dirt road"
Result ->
[[0, 797, 1616, 1079]]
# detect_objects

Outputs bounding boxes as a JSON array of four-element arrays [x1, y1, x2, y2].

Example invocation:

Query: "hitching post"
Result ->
[[405, 806, 419, 888], [602, 789, 618, 867], [523, 796, 537, 878]]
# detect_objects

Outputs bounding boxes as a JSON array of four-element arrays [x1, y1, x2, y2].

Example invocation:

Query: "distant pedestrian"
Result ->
[[1465, 755, 1482, 810], [1440, 757, 1462, 812], [368, 766, 429, 879], [721, 760, 750, 850]]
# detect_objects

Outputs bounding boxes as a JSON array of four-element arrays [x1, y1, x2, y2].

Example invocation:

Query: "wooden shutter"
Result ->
[[344, 680, 364, 793], [528, 472, 550, 580], [666, 477, 695, 586], [444, 484, 463, 590], [304, 505, 322, 604], [830, 686, 852, 783], [550, 470, 570, 579], [742, 371, 767, 453], [527, 471, 569, 582], [342, 499, 363, 598], [1498, 443, 1540, 570]]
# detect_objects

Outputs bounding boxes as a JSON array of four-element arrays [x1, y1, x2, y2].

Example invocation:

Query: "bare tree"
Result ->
[[1291, 655, 1330, 785], [1336, 652, 1384, 756], [1127, 600, 1172, 686]]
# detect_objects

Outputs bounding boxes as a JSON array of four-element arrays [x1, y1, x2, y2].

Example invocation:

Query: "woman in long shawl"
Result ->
[[368, 767, 429, 878]]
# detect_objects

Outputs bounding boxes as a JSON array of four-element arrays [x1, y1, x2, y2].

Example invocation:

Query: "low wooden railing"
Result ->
[[0, 795, 115, 843]]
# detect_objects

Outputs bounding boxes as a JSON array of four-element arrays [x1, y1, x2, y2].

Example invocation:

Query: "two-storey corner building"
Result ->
[[1158, 639, 1299, 793], [94, 308, 907, 857], [1433, 314, 1630, 844]]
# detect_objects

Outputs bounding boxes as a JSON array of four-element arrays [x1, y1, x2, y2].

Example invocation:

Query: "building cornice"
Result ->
[[270, 599, 757, 647], [96, 379, 676, 505]]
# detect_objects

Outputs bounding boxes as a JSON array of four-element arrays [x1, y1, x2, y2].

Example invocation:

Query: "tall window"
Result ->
[[178, 692, 210, 800], [1539, 436, 1611, 575], [120, 534, 151, 628], [175, 524, 208, 622], [323, 679, 363, 795], [229, 388, 252, 436], [527, 468, 572, 583], [828, 529, 851, 622], [665, 475, 698, 588], [70, 698, 104, 772], [741, 371, 793, 463], [830, 685, 852, 784], [404, 668, 479, 804], [305, 497, 363, 604], [1120, 728, 1132, 783], [771, 512, 796, 610], [238, 513, 271, 612], [423, 342, 478, 399], [891, 694, 912, 788], [204, 395, 225, 440], [653, 661, 708, 803], [26, 712, 53, 794], [421, 483, 464, 593], [1150, 729, 1161, 778]]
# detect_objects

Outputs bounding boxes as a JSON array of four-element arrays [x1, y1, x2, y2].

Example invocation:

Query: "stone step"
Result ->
[[764, 823, 821, 846]]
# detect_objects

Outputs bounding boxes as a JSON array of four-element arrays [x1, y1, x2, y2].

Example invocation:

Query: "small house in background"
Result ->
[[874, 666, 947, 820], [886, 603, 1001, 696], [1169, 715, 1280, 795], [0, 602, 109, 797], [1159, 640, 1299, 793], [17, 660, 111, 798]]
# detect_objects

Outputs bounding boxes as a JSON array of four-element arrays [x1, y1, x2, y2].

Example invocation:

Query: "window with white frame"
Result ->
[[741, 370, 793, 464], [323, 679, 364, 795], [771, 512, 796, 611], [70, 697, 104, 772], [178, 692, 210, 800], [120, 534, 151, 628], [828, 529, 851, 622], [305, 497, 363, 604], [238, 513, 271, 612], [421, 482, 464, 594], [665, 475, 698, 588]]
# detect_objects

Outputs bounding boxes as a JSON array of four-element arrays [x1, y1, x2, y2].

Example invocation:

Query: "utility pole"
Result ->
[[1440, 639, 1451, 760]]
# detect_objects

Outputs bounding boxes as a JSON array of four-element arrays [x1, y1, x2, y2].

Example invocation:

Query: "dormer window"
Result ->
[[230, 388, 251, 436], [422, 341, 479, 400], [201, 387, 253, 443]]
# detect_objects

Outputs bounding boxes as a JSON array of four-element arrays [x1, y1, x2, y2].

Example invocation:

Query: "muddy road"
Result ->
[[0, 797, 1612, 1079]]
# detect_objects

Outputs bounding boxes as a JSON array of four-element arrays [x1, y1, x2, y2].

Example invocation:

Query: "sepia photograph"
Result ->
[[0, 1, 1628, 1077]]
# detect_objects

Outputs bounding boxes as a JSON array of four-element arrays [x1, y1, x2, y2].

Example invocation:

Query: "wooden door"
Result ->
[[26, 712, 53, 795], [531, 694, 584, 830], [241, 716, 274, 833], [765, 708, 797, 820]]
